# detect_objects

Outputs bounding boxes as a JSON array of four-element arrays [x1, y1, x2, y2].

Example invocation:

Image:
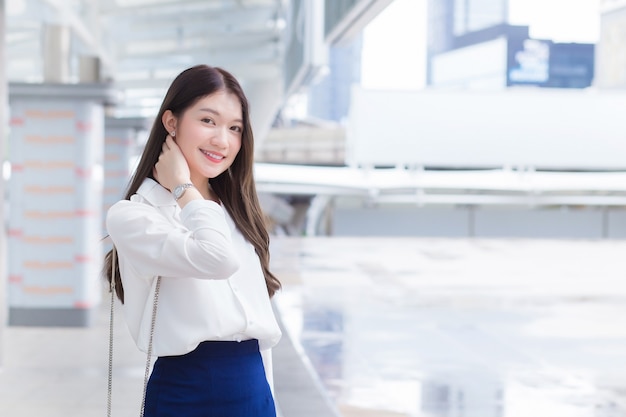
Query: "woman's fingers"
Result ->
[[154, 133, 190, 191], [165, 135, 181, 153]]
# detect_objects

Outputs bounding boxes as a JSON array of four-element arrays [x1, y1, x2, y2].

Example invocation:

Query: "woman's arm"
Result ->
[[107, 199, 240, 279]]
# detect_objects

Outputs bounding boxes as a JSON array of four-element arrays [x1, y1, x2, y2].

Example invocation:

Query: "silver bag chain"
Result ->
[[140, 275, 161, 417], [107, 247, 161, 417]]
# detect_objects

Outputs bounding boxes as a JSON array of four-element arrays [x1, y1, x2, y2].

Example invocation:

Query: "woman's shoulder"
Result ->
[[106, 194, 176, 243], [107, 179, 172, 225], [106, 198, 156, 229], [107, 198, 148, 214], [110, 179, 175, 211]]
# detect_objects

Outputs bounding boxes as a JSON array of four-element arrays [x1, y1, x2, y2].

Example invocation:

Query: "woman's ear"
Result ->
[[162, 110, 177, 136]]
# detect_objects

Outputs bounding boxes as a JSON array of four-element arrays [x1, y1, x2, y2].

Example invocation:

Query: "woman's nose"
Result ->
[[211, 127, 228, 147]]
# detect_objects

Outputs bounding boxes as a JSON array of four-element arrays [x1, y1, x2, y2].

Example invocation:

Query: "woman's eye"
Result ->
[[202, 118, 215, 124], [230, 126, 242, 133]]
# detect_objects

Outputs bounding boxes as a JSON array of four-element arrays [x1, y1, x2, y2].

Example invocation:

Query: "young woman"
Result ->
[[104, 65, 282, 417]]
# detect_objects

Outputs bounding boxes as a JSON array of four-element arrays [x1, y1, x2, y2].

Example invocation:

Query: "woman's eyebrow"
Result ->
[[199, 108, 243, 123]]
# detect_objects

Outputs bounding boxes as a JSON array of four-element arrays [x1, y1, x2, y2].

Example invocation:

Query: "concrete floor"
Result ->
[[270, 237, 626, 417], [0, 290, 336, 417], [2, 236, 626, 417]]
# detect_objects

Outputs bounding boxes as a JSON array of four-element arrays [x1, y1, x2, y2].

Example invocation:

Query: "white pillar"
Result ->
[[79, 56, 101, 83], [42, 24, 71, 83], [7, 83, 117, 326], [244, 79, 283, 149], [0, 0, 7, 365]]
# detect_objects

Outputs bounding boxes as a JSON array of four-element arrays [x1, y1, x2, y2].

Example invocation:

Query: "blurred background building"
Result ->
[[426, 0, 595, 89], [596, 0, 626, 88]]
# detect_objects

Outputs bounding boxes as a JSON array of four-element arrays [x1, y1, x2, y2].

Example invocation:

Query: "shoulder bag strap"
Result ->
[[108, 247, 161, 417], [139, 275, 161, 417], [107, 247, 116, 417]]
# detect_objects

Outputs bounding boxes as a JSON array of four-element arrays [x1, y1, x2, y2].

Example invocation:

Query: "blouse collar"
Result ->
[[134, 178, 177, 207]]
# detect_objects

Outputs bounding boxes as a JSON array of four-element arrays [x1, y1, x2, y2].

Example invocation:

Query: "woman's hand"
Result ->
[[153, 134, 191, 191]]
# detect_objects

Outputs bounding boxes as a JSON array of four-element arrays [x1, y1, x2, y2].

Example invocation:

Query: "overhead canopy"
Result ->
[[6, 0, 397, 142], [6, 0, 288, 139]]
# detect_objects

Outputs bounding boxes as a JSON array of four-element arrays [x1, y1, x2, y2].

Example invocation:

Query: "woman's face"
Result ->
[[173, 91, 243, 182]]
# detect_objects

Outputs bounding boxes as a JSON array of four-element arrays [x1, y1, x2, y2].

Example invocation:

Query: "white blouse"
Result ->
[[106, 178, 282, 387]]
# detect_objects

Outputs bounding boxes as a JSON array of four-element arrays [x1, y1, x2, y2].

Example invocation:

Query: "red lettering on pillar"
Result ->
[[8, 275, 23, 284], [74, 254, 92, 263], [8, 229, 23, 238], [75, 167, 92, 178], [76, 121, 92, 132], [10, 117, 24, 126]]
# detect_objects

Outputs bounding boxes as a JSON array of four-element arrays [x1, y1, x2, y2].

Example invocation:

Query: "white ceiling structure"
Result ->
[[6, 0, 289, 139], [6, 0, 286, 89], [5, 0, 394, 142]]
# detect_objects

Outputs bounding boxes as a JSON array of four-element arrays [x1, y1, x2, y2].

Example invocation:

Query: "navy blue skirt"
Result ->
[[144, 339, 276, 417]]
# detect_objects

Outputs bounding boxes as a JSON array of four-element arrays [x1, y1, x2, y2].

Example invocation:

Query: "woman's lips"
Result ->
[[201, 149, 225, 162]]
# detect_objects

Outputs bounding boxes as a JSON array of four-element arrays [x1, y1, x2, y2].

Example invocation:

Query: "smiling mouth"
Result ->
[[201, 149, 224, 160]]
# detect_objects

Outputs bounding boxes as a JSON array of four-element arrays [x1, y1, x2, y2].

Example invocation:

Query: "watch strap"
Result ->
[[173, 183, 194, 201]]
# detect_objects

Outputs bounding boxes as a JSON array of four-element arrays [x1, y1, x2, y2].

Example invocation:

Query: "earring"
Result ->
[[171, 131, 176, 137]]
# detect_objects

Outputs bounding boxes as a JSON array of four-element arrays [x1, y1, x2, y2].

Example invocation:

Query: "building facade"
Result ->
[[595, 0, 626, 88], [308, 36, 363, 123], [427, 0, 595, 90]]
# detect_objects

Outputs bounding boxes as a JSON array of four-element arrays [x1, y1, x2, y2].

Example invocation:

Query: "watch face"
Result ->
[[173, 183, 192, 200], [173, 185, 185, 199]]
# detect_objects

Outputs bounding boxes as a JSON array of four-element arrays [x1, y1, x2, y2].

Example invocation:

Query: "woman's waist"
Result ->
[[161, 339, 260, 359], [140, 320, 281, 357]]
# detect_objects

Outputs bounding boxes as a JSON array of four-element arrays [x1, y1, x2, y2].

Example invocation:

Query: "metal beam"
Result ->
[[119, 32, 279, 57], [325, 0, 395, 45], [254, 163, 626, 206], [99, 1, 274, 18], [113, 62, 281, 90], [107, 22, 277, 43], [116, 41, 279, 64]]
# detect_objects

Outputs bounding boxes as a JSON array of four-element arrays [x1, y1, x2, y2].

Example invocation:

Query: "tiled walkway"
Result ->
[[0, 294, 337, 417], [270, 237, 626, 417]]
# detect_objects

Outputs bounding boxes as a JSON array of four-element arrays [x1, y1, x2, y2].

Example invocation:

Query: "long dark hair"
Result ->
[[104, 64, 281, 302]]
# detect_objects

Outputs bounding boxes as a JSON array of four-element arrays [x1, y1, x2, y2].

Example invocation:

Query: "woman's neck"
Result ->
[[190, 175, 219, 203]]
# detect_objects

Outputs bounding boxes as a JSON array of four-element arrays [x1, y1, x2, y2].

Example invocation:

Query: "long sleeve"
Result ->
[[108, 178, 281, 359], [107, 198, 240, 280]]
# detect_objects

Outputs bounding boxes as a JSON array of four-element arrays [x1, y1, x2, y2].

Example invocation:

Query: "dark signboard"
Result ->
[[507, 33, 594, 88]]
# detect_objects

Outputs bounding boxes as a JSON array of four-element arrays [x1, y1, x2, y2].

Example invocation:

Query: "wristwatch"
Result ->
[[172, 183, 194, 201]]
